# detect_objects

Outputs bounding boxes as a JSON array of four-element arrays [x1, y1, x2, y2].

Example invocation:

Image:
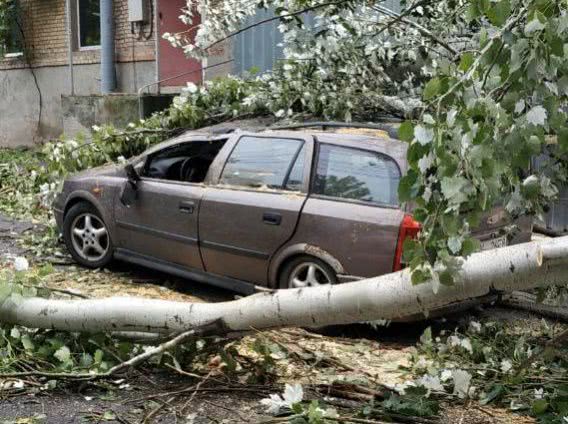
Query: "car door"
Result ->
[[198, 133, 314, 284], [113, 143, 209, 270], [285, 142, 406, 278]]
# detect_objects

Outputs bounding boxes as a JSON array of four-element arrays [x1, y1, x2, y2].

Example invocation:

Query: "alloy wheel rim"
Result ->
[[70, 213, 109, 262], [289, 262, 332, 288]]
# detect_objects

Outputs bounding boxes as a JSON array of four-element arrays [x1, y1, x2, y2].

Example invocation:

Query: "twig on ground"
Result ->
[[180, 370, 213, 414], [142, 395, 176, 423], [127, 386, 273, 404], [0, 320, 226, 380], [46, 287, 90, 299]]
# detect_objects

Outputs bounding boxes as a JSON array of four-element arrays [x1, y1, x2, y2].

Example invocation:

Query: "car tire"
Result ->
[[63, 202, 113, 269], [279, 255, 338, 289]]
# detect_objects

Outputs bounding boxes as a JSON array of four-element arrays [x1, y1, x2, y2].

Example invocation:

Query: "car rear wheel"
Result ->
[[279, 256, 338, 289], [63, 202, 113, 269]]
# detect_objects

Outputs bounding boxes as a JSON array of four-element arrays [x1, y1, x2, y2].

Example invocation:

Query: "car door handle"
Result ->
[[179, 200, 195, 214], [263, 212, 282, 226]]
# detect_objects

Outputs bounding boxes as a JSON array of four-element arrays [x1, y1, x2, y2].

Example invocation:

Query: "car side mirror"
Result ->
[[125, 163, 141, 183], [120, 164, 141, 207]]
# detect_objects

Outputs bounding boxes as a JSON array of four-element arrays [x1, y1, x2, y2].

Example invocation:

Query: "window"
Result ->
[[77, 0, 100, 49], [313, 144, 401, 206], [2, 1, 23, 57], [143, 140, 226, 183], [221, 137, 304, 190]]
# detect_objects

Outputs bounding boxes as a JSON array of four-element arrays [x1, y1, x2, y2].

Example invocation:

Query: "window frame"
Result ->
[[76, 0, 101, 51], [309, 142, 402, 209], [2, 0, 23, 58], [138, 140, 221, 187], [217, 135, 312, 193]]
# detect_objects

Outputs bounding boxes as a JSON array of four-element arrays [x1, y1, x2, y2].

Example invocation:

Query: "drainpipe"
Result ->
[[65, 0, 74, 95], [100, 0, 117, 93], [154, 0, 160, 94]]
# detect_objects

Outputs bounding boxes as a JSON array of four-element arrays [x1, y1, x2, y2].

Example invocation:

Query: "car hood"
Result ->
[[67, 163, 124, 181]]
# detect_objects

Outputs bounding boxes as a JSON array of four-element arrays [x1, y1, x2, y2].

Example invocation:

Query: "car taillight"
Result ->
[[393, 214, 421, 272]]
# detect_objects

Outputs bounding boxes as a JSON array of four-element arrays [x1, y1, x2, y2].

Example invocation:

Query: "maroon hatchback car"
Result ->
[[53, 124, 532, 294]]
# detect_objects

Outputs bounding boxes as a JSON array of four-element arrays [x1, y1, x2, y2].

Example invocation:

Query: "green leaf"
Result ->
[[80, 353, 94, 368], [94, 349, 104, 364], [447, 237, 462, 254], [525, 13, 546, 35], [411, 268, 431, 285], [398, 122, 415, 142], [531, 399, 548, 415], [441, 213, 460, 234], [526, 106, 548, 126], [480, 384, 504, 405], [438, 270, 454, 286], [459, 52, 474, 72], [0, 283, 12, 304], [550, 36, 564, 57], [441, 176, 472, 205], [420, 327, 432, 345], [102, 411, 117, 421], [458, 52, 475, 72], [21, 334, 34, 351], [558, 128, 568, 152], [486, 0, 510, 26], [423, 78, 441, 100], [399, 171, 419, 203], [414, 125, 434, 145], [10, 327, 20, 339], [38, 263, 54, 277], [462, 238, 480, 256], [54, 346, 71, 363]]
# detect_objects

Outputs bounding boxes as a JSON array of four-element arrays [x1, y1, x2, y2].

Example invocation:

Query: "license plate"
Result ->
[[480, 235, 507, 251]]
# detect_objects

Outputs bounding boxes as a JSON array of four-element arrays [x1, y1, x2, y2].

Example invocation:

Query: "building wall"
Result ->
[[204, 40, 233, 81], [0, 0, 157, 147], [0, 61, 155, 147], [0, 0, 156, 69]]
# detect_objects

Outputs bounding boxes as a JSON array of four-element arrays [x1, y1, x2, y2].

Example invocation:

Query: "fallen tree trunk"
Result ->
[[2, 236, 568, 334]]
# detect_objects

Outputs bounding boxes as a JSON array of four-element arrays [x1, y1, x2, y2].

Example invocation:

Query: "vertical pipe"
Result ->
[[154, 0, 160, 94], [66, 0, 74, 95], [100, 0, 117, 93]]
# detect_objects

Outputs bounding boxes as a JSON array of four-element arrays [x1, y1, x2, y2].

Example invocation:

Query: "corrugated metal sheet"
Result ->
[[532, 154, 568, 234], [234, 9, 285, 75], [383, 0, 402, 13], [233, 1, 401, 75]]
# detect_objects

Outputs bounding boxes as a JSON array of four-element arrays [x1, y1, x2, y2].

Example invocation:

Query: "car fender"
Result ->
[[64, 190, 116, 240], [268, 243, 346, 288]]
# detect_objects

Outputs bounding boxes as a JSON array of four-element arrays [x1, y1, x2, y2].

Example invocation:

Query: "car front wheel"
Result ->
[[279, 256, 338, 289], [63, 202, 113, 269]]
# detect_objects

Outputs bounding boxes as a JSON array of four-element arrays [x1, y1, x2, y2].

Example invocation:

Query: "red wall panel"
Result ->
[[158, 0, 202, 87]]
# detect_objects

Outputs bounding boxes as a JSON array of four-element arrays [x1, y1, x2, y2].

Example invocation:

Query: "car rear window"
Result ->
[[221, 136, 304, 190], [313, 144, 401, 206]]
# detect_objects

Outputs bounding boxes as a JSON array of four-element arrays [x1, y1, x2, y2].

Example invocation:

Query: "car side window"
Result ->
[[313, 144, 401, 206], [143, 140, 226, 183], [220, 137, 304, 190], [285, 145, 306, 191]]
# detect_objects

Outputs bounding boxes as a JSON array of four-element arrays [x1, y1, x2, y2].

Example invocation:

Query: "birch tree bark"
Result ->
[[2, 236, 567, 334]]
